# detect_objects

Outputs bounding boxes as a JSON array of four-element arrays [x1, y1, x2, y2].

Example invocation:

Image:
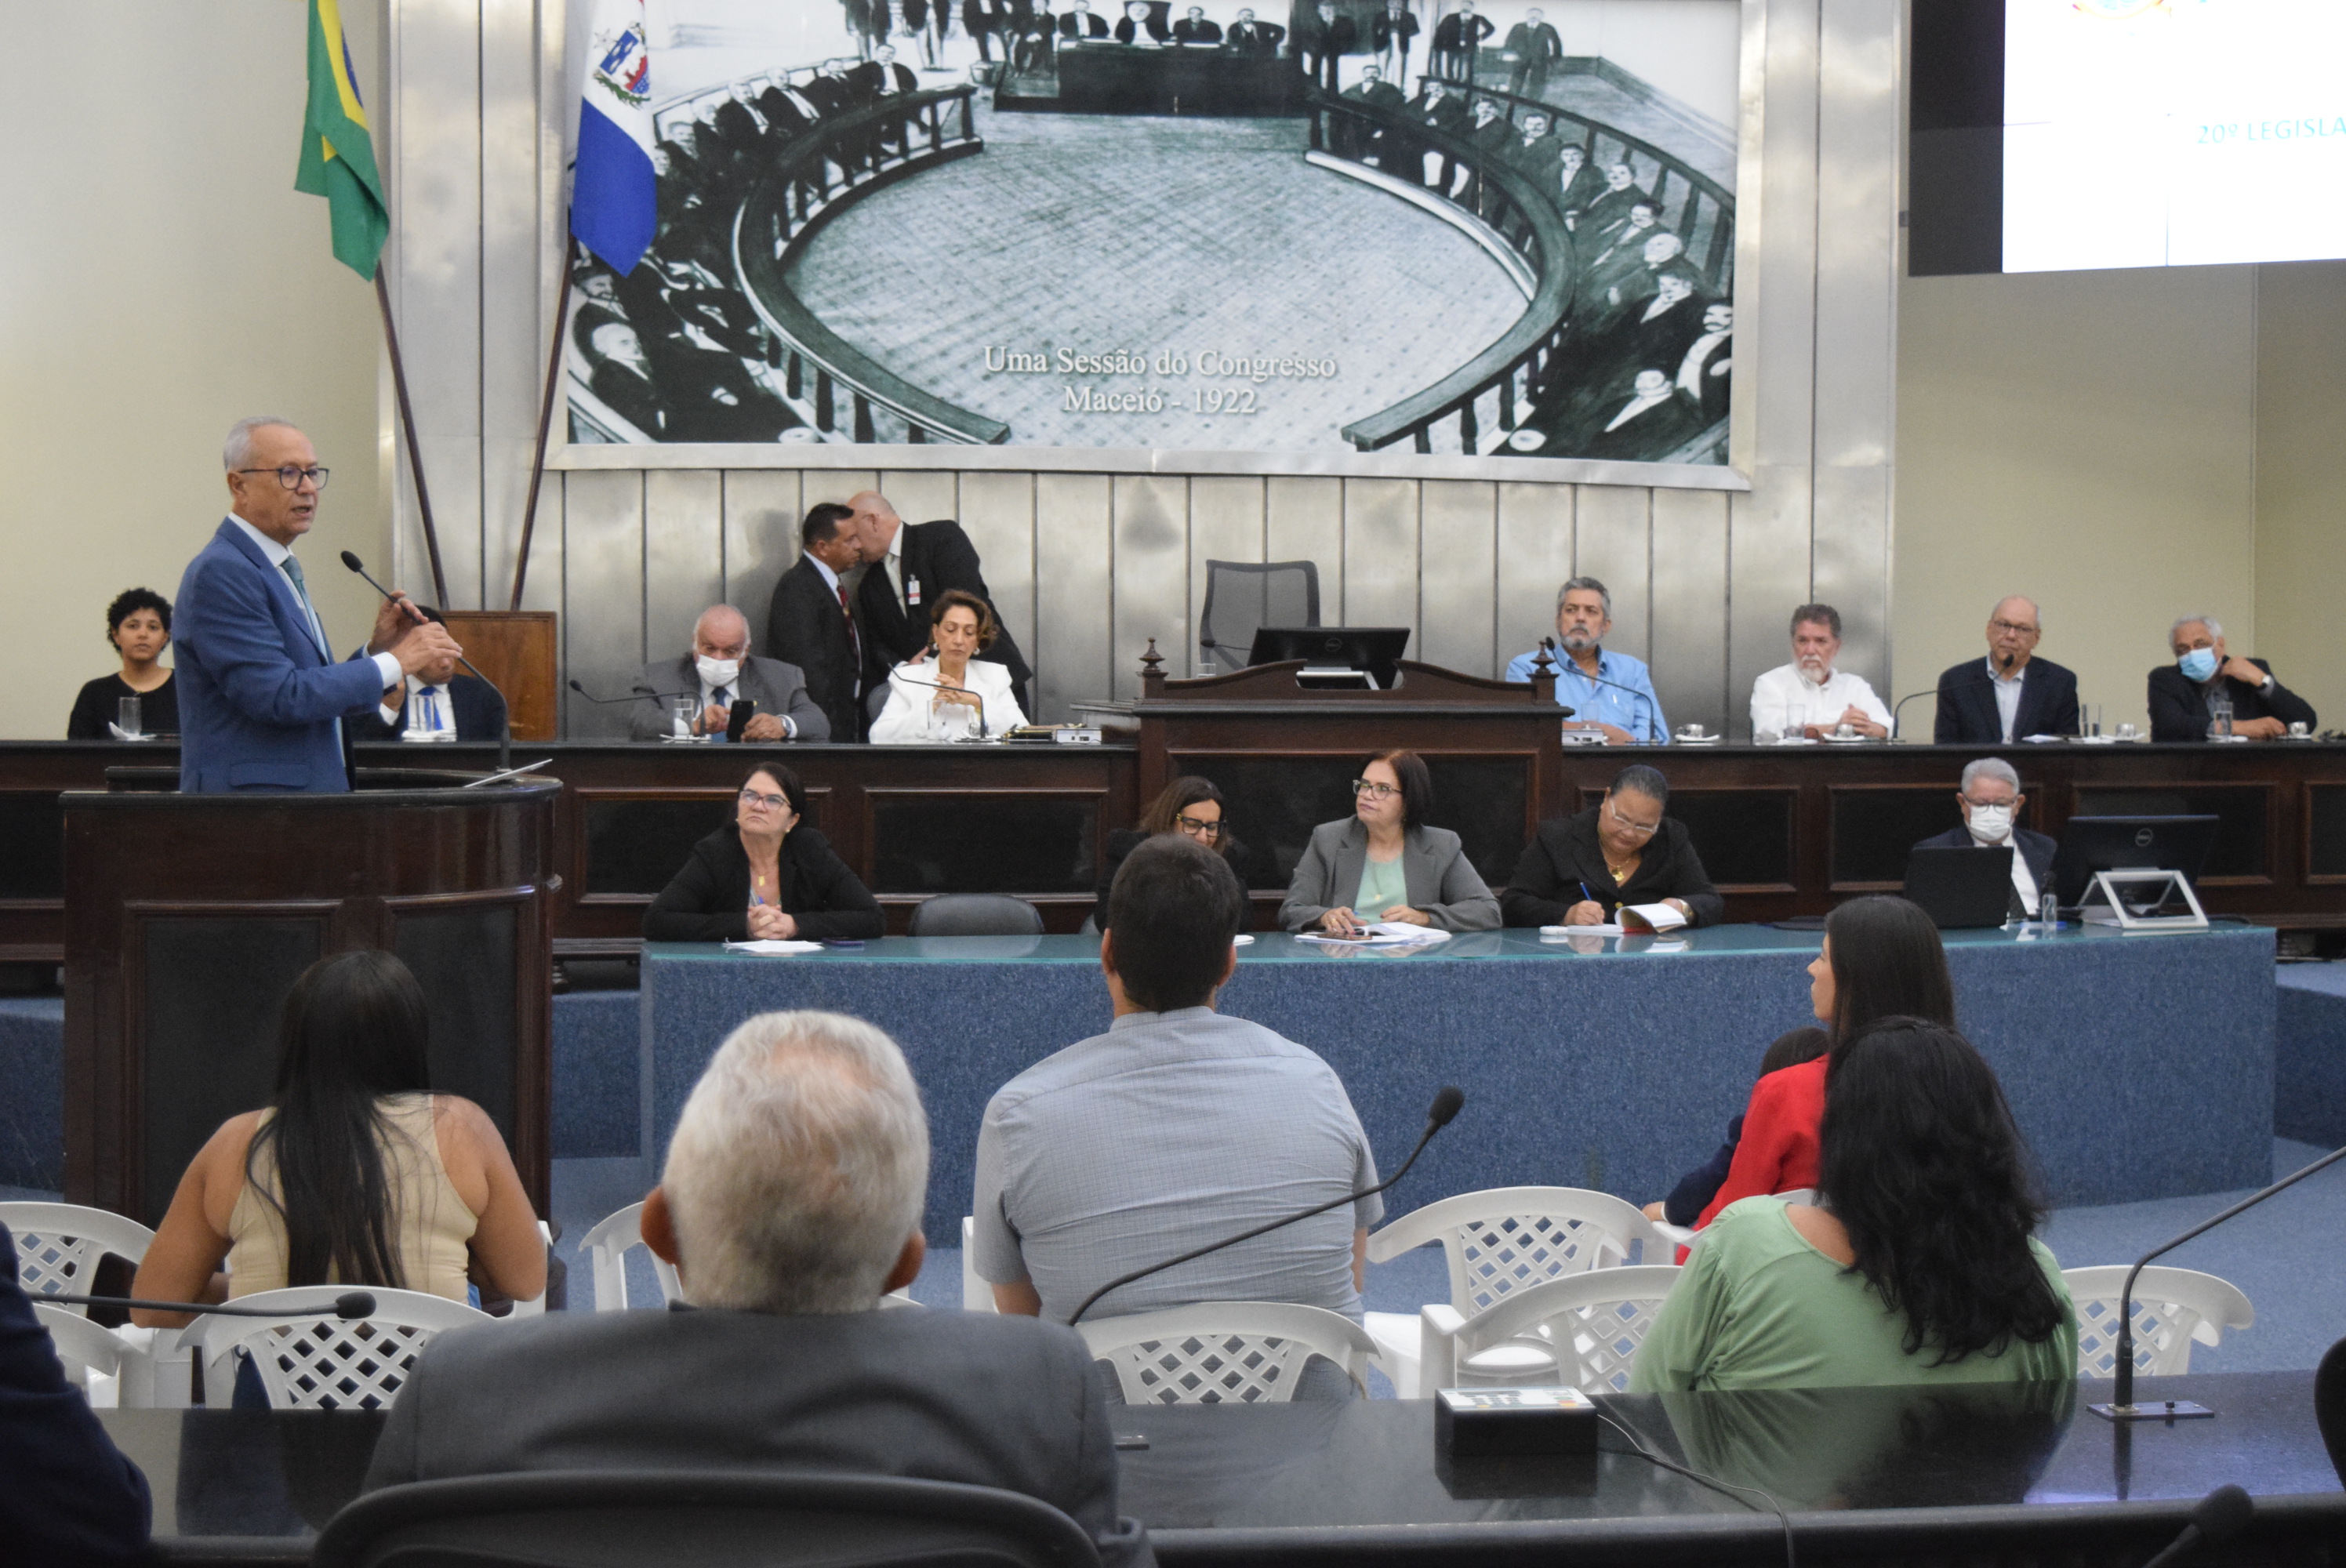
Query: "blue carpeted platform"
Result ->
[[2276, 963, 2346, 1146], [0, 996, 64, 1189]]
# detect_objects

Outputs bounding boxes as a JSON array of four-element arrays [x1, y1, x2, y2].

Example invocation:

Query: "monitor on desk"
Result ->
[[1247, 626, 1410, 690], [2050, 815, 2219, 909]]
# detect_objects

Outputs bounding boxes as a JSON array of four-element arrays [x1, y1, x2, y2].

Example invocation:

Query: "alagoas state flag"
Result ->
[[294, 0, 390, 279], [572, 0, 659, 274]]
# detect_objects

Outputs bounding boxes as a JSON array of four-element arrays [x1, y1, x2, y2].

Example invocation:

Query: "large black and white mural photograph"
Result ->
[[566, 0, 1738, 466]]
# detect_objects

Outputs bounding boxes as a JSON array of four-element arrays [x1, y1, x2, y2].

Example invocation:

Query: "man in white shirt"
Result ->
[[357, 604, 507, 743], [1912, 757, 2056, 917], [1748, 603, 1891, 740]]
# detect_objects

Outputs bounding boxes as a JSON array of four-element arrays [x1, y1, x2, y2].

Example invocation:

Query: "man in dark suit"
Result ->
[[1371, 0, 1418, 78], [964, 0, 1010, 58], [1226, 7, 1284, 53], [173, 417, 460, 792], [1171, 5, 1222, 42], [364, 1012, 1153, 1568], [2149, 615, 2317, 742], [1115, 0, 1172, 42], [1404, 78, 1468, 187], [1558, 368, 1704, 461], [1579, 159, 1652, 238], [767, 503, 870, 742], [1556, 140, 1606, 220], [628, 604, 831, 742], [1933, 597, 2081, 744], [1501, 109, 1563, 191], [350, 605, 507, 743], [849, 490, 1034, 714], [1060, 0, 1111, 38], [1674, 300, 1734, 426], [1502, 6, 1561, 97], [1432, 0, 1491, 82], [1297, 1, 1356, 92], [1911, 757, 2057, 919], [1335, 64, 1405, 158]]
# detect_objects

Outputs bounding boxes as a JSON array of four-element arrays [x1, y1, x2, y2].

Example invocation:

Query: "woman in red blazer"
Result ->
[[1691, 897, 1955, 1232]]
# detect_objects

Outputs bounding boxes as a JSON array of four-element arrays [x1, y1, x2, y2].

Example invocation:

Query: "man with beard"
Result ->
[[1749, 603, 1892, 740], [1502, 577, 1668, 744]]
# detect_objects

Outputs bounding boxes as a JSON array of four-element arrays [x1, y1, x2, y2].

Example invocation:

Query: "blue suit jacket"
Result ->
[[172, 519, 387, 792]]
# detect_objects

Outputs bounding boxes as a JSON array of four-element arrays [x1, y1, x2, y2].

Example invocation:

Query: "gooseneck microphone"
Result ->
[[567, 677, 695, 706], [39, 1290, 379, 1320], [1888, 690, 1936, 741], [892, 673, 991, 739], [1540, 638, 1652, 739], [1067, 1086, 1465, 1325], [340, 551, 510, 775], [2138, 1484, 2254, 1568]]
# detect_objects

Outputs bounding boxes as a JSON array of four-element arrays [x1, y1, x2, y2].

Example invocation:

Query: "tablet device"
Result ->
[[1903, 845, 2015, 929]]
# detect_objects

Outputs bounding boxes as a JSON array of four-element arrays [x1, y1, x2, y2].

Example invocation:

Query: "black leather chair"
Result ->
[[312, 1470, 1105, 1568], [1197, 559, 1320, 674], [2318, 1336, 2346, 1486], [907, 892, 1046, 936]]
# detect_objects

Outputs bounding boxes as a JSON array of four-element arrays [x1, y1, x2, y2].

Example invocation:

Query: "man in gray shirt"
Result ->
[[972, 837, 1382, 1347]]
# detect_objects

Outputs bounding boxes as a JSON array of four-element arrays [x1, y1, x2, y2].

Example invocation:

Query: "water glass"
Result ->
[[670, 694, 699, 739], [117, 695, 142, 739], [2211, 695, 2234, 740]]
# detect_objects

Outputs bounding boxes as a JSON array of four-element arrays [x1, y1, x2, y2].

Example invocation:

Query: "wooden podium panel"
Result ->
[[440, 611, 558, 741], [62, 771, 559, 1224]]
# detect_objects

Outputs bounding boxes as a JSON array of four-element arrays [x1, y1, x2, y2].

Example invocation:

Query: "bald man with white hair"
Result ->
[[1932, 595, 2079, 743], [847, 489, 1033, 712], [626, 603, 830, 742]]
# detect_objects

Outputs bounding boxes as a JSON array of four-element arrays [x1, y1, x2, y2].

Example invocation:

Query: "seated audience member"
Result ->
[[1691, 895, 1955, 1232], [365, 1011, 1154, 1568], [1171, 5, 1222, 42], [2150, 613, 2316, 742], [975, 837, 1380, 1399], [1676, 301, 1734, 425], [1749, 602, 1891, 739], [1114, 0, 1170, 42], [1226, 7, 1283, 53], [1502, 764, 1723, 928], [1579, 160, 1653, 239], [1935, 596, 2079, 744], [1632, 1018, 2076, 1392], [1557, 142, 1606, 218], [1912, 757, 2055, 918], [1060, 0, 1110, 37], [351, 604, 507, 742], [1095, 775, 1254, 930], [644, 765, 884, 942], [1643, 1027, 1827, 1227], [1280, 750, 1502, 933], [868, 589, 1030, 742], [629, 604, 829, 743], [0, 1221, 151, 1563], [1502, 576, 1667, 742], [1567, 368, 1705, 462], [69, 586, 180, 739], [132, 952, 546, 1327]]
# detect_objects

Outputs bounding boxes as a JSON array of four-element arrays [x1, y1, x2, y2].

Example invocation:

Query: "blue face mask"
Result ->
[[2177, 647, 2220, 683]]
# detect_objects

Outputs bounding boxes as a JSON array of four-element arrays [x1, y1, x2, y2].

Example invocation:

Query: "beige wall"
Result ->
[[0, 2, 386, 741], [2252, 261, 2346, 732]]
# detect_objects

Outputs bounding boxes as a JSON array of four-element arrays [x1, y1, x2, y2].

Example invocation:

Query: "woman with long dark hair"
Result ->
[[1094, 775, 1254, 930], [132, 951, 544, 1323], [643, 764, 884, 942], [1633, 1018, 2075, 1389], [1689, 895, 1954, 1232]]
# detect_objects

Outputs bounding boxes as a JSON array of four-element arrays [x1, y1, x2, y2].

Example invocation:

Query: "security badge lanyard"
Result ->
[[906, 575, 921, 609]]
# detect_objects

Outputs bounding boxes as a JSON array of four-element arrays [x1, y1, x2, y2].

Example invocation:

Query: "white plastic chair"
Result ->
[[34, 1302, 129, 1407], [2, 1202, 156, 1316], [961, 1216, 997, 1312], [2064, 1265, 2255, 1379], [1362, 1186, 1674, 1396], [1075, 1301, 1376, 1405], [176, 1286, 491, 1410], [1419, 1265, 1683, 1393], [579, 1201, 681, 1311], [1647, 1188, 1816, 1257]]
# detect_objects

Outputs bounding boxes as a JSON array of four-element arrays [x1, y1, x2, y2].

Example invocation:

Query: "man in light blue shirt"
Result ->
[[1503, 576, 1668, 743]]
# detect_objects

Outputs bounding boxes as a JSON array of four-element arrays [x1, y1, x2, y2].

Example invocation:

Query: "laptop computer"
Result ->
[[1903, 845, 2016, 929]]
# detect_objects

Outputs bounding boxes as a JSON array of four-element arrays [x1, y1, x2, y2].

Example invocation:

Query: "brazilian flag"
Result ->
[[295, 0, 389, 278]]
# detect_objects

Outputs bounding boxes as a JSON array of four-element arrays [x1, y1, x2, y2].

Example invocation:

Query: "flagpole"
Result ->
[[374, 269, 451, 610], [510, 237, 577, 612]]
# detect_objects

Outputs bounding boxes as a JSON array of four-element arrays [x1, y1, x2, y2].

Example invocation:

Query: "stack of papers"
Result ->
[[722, 938, 826, 955], [1295, 924, 1453, 947]]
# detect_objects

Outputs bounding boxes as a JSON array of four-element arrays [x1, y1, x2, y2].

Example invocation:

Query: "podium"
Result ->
[[61, 770, 560, 1225]]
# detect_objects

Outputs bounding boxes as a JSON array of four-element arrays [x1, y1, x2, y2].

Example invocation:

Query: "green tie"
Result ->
[[280, 554, 327, 655]]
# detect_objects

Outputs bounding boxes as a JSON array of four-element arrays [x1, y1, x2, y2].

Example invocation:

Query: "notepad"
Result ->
[[1295, 924, 1452, 947], [722, 938, 826, 955], [1616, 902, 1688, 934]]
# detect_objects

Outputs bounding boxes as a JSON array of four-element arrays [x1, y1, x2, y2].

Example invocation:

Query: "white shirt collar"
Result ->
[[1604, 389, 1673, 432], [806, 552, 842, 594], [1985, 655, 2025, 686], [227, 514, 294, 569]]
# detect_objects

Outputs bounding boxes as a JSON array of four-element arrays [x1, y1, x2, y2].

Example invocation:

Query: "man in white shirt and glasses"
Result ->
[[1748, 602, 1890, 741]]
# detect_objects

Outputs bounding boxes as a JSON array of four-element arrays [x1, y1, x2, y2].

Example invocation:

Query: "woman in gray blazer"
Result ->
[[1280, 750, 1502, 933]]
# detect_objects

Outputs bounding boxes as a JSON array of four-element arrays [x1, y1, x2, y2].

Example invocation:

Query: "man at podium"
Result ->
[[174, 417, 461, 792]]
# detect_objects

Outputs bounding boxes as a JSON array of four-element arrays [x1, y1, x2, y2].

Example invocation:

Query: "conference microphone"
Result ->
[[2097, 1139, 2346, 1418], [1067, 1086, 1465, 1325], [340, 551, 511, 775], [565, 678, 695, 706], [1539, 638, 1654, 740], [2137, 1483, 2253, 1568], [892, 673, 990, 739], [1888, 690, 1936, 741], [38, 1290, 379, 1320]]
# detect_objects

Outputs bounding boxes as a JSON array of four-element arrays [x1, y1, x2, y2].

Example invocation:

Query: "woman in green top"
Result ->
[[1632, 1018, 2076, 1392], [1278, 750, 1502, 934]]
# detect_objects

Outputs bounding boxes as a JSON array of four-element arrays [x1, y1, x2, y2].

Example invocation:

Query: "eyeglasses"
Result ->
[[1603, 800, 1660, 837], [1352, 779, 1399, 800], [739, 788, 791, 811], [1988, 619, 2039, 637], [1960, 794, 2017, 811], [235, 466, 332, 491], [1174, 814, 1224, 840]]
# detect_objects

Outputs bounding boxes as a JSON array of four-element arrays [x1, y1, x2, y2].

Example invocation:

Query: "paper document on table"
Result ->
[[1295, 924, 1452, 946], [722, 938, 826, 955], [1618, 902, 1688, 933]]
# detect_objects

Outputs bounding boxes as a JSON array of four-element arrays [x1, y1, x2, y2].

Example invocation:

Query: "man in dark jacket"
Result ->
[[766, 502, 870, 742], [2149, 614, 2316, 742], [1910, 756, 2057, 917], [849, 490, 1034, 714], [1934, 595, 2080, 743]]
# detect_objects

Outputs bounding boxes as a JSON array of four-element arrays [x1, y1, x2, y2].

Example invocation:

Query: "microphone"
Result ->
[[2138, 1484, 2253, 1568], [340, 551, 510, 775], [565, 678, 695, 706], [39, 1290, 379, 1320], [1541, 637, 1655, 741], [2097, 1140, 2346, 1417], [1067, 1086, 1465, 1324], [1889, 690, 1936, 741], [892, 672, 990, 739]]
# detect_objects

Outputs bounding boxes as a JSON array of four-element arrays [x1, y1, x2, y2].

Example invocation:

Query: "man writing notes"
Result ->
[[767, 505, 867, 743], [2149, 614, 2316, 742], [1911, 757, 2055, 919], [1749, 603, 1890, 741], [850, 489, 1033, 716], [1502, 577, 1666, 743], [1934, 596, 2079, 744], [627, 604, 830, 742], [173, 417, 460, 792]]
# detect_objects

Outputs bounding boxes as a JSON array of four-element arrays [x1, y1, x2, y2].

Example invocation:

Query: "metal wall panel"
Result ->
[[1187, 477, 1268, 677], [1112, 476, 1191, 696], [411, 440, 485, 609], [1265, 478, 1346, 624], [514, 476, 565, 617], [722, 471, 802, 632], [643, 470, 725, 657], [478, 0, 543, 611], [877, 470, 959, 527], [1649, 488, 1734, 734], [560, 470, 648, 738], [1728, 468, 1816, 739], [1810, 463, 1893, 693], [1417, 481, 1498, 677], [1495, 482, 1577, 666], [1340, 480, 1421, 644], [1573, 486, 1654, 666], [1750, 0, 1822, 475], [957, 471, 1037, 675], [801, 470, 879, 510], [1033, 474, 1113, 720]]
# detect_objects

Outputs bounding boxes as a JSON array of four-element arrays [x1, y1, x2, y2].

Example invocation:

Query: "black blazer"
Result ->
[[68, 672, 179, 739], [1094, 827, 1255, 930], [1501, 808, 1725, 928], [348, 673, 507, 743], [2147, 657, 2316, 742], [856, 520, 1033, 695], [767, 557, 864, 742], [1934, 656, 2079, 744], [1912, 824, 2057, 911], [644, 824, 884, 942]]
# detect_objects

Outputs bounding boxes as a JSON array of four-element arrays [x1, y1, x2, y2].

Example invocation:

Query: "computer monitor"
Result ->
[[1247, 626, 1411, 690], [2050, 815, 2220, 909]]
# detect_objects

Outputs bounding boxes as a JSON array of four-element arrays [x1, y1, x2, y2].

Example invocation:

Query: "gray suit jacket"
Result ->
[[626, 653, 831, 742], [363, 1303, 1153, 1568], [1279, 818, 1501, 931]]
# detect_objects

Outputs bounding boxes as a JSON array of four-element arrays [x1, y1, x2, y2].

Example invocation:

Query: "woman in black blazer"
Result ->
[[1502, 764, 1724, 927], [1094, 775, 1255, 931], [644, 765, 884, 942]]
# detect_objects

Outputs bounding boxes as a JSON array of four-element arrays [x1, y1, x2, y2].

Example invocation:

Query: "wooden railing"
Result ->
[[731, 86, 1010, 445]]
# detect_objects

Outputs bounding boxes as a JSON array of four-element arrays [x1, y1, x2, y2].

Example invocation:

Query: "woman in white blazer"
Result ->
[[868, 588, 1030, 743]]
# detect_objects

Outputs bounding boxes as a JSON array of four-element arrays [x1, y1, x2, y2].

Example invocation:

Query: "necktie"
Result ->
[[417, 686, 441, 734], [837, 585, 860, 662], [280, 554, 328, 657], [711, 686, 731, 743]]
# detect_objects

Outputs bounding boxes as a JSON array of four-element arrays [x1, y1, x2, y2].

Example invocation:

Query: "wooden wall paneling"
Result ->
[[641, 470, 726, 660], [1572, 486, 1655, 665], [560, 470, 648, 738], [876, 469, 958, 526]]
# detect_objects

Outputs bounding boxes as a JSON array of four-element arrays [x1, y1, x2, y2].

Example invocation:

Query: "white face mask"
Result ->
[[696, 655, 741, 689], [1965, 803, 2014, 844]]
